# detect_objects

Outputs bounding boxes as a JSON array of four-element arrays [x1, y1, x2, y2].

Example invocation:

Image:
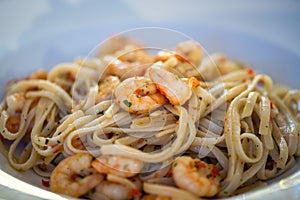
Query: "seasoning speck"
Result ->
[[123, 100, 132, 107]]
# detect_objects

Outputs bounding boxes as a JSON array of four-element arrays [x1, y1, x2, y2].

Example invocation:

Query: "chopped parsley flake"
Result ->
[[123, 100, 132, 107]]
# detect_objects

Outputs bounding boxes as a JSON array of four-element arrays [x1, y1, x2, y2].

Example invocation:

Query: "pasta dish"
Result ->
[[0, 36, 299, 199]]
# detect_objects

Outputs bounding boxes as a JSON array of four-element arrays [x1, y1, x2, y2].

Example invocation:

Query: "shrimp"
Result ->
[[92, 181, 133, 200], [5, 92, 26, 113], [115, 44, 152, 64], [175, 40, 203, 66], [96, 75, 120, 103], [102, 39, 153, 79], [92, 155, 144, 178], [172, 156, 221, 197], [104, 55, 148, 79], [114, 76, 167, 114], [148, 64, 192, 105], [90, 176, 142, 200], [29, 69, 48, 80], [50, 153, 104, 198], [155, 41, 203, 78]]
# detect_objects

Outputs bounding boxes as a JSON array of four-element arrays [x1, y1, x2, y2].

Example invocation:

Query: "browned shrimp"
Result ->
[[155, 40, 203, 78], [93, 181, 134, 200], [50, 153, 104, 198], [101, 37, 153, 79], [148, 64, 192, 105], [96, 75, 120, 103], [104, 55, 148, 79], [175, 40, 203, 66], [114, 76, 167, 114], [172, 156, 221, 197], [92, 155, 144, 178]]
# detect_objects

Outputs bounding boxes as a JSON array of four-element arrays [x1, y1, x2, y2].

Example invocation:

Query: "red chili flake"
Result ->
[[283, 135, 287, 142], [165, 169, 173, 178], [71, 173, 78, 181], [246, 68, 254, 75], [130, 189, 142, 197], [194, 161, 206, 169], [135, 88, 143, 96], [270, 102, 273, 109], [137, 139, 144, 145], [67, 71, 76, 82], [211, 167, 220, 177], [41, 179, 50, 187]]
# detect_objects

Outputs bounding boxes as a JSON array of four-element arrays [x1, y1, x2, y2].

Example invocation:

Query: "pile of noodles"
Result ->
[[0, 38, 299, 199]]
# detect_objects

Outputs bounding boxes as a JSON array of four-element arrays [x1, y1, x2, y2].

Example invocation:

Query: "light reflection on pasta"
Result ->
[[0, 37, 299, 199]]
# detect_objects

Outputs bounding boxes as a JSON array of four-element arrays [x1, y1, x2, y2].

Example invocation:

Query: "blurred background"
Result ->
[[1, 0, 300, 56]]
